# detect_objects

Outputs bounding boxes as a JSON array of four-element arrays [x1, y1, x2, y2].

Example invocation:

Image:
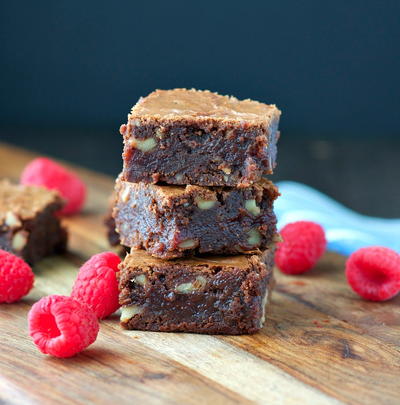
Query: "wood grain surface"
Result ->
[[0, 142, 399, 405]]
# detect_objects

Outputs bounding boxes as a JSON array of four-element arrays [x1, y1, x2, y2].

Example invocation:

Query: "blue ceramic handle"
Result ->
[[275, 181, 400, 256]]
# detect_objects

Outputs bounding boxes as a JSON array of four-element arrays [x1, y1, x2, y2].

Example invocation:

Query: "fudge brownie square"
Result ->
[[118, 246, 275, 335], [0, 180, 67, 265], [120, 88, 281, 187], [113, 177, 278, 259]]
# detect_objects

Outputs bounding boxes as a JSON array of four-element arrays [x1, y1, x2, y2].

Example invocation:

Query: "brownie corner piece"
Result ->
[[118, 246, 275, 335], [0, 180, 67, 264], [121, 88, 281, 186]]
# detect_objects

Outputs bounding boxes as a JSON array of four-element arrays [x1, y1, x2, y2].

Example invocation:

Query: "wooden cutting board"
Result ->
[[0, 142, 399, 405]]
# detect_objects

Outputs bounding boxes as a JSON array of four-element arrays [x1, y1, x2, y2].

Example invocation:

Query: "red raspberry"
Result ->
[[28, 295, 99, 358], [346, 246, 400, 301], [71, 252, 121, 319], [275, 221, 327, 274], [0, 249, 34, 303], [21, 157, 86, 215]]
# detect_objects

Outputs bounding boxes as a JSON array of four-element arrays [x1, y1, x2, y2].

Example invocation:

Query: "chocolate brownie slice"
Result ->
[[113, 178, 278, 259], [118, 246, 275, 334], [120, 89, 281, 187], [0, 180, 67, 264]]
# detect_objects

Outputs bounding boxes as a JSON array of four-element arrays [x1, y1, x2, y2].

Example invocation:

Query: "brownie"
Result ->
[[0, 180, 67, 264], [120, 89, 281, 187], [113, 177, 279, 259], [118, 246, 275, 334]]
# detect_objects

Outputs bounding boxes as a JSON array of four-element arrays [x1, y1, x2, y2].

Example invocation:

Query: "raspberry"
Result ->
[[21, 157, 86, 215], [275, 221, 327, 274], [346, 246, 400, 301], [28, 295, 99, 358], [0, 249, 34, 303], [71, 252, 121, 319]]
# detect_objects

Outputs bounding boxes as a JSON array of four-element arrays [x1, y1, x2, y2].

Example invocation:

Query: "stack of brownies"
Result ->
[[110, 88, 281, 334]]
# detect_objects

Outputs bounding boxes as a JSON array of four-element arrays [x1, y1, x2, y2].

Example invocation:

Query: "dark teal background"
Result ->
[[1, 0, 399, 137]]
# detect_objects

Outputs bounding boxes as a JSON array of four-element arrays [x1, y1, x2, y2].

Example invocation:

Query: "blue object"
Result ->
[[275, 181, 400, 256]]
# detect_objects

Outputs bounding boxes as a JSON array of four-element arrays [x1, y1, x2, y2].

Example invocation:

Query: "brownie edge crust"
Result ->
[[118, 246, 275, 335]]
